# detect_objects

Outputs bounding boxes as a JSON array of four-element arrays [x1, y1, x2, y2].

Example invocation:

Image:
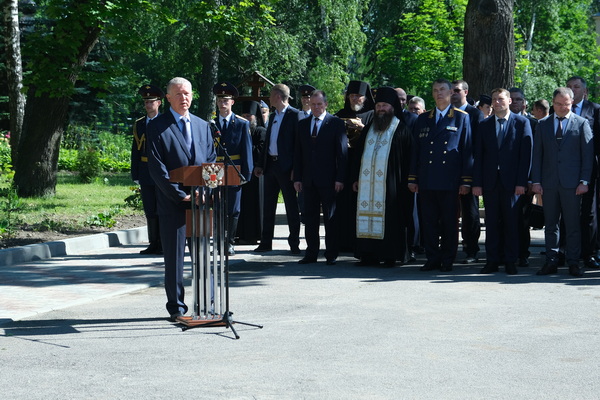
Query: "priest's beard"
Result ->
[[351, 103, 364, 112], [374, 110, 394, 132]]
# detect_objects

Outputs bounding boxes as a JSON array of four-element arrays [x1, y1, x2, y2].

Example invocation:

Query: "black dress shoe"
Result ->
[[290, 246, 301, 255], [298, 257, 317, 264], [254, 245, 272, 252], [518, 257, 529, 267], [461, 255, 478, 264], [420, 261, 440, 271], [569, 264, 584, 277], [480, 262, 499, 274], [439, 265, 453, 272], [168, 312, 183, 322], [325, 259, 337, 265], [357, 257, 379, 266], [505, 262, 518, 275], [536, 263, 558, 276], [408, 251, 417, 262], [584, 257, 600, 269], [227, 244, 235, 256], [140, 243, 159, 255]]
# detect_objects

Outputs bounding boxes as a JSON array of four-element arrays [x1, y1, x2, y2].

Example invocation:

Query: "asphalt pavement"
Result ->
[[1, 207, 599, 399]]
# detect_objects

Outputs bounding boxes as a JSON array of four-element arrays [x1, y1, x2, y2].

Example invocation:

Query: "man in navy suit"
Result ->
[[451, 79, 484, 264], [509, 87, 539, 267], [293, 90, 348, 265], [409, 78, 473, 272], [147, 77, 216, 321], [212, 82, 253, 256], [532, 87, 594, 277], [566, 76, 600, 269], [132, 84, 164, 255], [472, 88, 532, 275], [254, 84, 301, 254]]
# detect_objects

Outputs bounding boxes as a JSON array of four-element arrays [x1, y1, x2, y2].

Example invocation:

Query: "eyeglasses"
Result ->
[[453, 89, 463, 93]]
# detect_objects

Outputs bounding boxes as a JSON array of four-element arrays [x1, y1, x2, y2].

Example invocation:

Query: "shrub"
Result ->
[[0, 131, 12, 173], [60, 125, 132, 173], [124, 186, 143, 210], [76, 147, 102, 183], [0, 186, 23, 239]]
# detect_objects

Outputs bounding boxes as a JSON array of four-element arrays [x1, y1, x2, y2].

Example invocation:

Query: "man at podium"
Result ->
[[148, 77, 217, 322]]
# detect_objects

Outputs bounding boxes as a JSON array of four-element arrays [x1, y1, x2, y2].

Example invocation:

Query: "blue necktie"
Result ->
[[497, 118, 506, 147], [181, 117, 192, 151]]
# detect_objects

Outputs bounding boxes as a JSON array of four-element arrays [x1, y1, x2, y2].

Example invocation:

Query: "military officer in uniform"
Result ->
[[132, 84, 164, 255], [298, 84, 316, 121], [213, 82, 254, 256], [409, 78, 473, 272]]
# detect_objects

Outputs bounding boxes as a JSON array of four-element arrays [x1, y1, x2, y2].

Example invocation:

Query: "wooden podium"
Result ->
[[169, 163, 262, 338]]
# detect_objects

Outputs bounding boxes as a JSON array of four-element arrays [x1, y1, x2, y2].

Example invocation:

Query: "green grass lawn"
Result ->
[[1, 172, 143, 233]]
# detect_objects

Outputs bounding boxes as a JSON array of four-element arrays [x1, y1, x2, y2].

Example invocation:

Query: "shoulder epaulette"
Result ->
[[453, 108, 468, 115]]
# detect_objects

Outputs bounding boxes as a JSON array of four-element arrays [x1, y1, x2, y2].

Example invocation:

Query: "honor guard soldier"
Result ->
[[213, 82, 254, 256], [298, 84, 316, 121], [132, 84, 164, 255]]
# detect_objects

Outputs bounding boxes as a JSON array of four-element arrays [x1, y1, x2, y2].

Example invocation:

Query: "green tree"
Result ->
[[514, 0, 600, 102], [217, 0, 367, 111], [11, 0, 274, 197], [376, 0, 467, 103]]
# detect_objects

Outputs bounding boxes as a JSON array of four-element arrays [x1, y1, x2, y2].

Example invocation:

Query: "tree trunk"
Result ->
[[197, 46, 219, 121], [3, 0, 26, 167], [13, 92, 69, 197], [463, 0, 515, 98], [13, 22, 101, 197]]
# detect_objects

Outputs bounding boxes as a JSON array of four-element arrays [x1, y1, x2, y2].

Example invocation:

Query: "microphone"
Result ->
[[209, 119, 221, 138]]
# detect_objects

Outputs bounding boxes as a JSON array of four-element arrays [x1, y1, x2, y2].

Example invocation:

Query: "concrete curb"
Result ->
[[0, 226, 148, 267]]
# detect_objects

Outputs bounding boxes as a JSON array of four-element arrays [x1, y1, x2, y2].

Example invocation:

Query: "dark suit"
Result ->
[[473, 113, 532, 263], [517, 115, 539, 262], [147, 109, 216, 316], [294, 113, 348, 261], [531, 113, 594, 266], [132, 116, 159, 219], [573, 100, 600, 260], [459, 104, 484, 259], [409, 107, 473, 268], [258, 105, 301, 249], [215, 114, 253, 247]]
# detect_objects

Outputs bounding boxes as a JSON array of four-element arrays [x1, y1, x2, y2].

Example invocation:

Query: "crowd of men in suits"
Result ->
[[246, 76, 598, 279], [131, 76, 599, 321]]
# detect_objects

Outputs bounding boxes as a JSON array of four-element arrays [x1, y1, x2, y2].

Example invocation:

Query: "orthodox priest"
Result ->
[[335, 80, 376, 253], [351, 86, 413, 267]]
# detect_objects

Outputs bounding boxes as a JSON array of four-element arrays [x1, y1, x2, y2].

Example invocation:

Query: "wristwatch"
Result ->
[[580, 180, 588, 185]]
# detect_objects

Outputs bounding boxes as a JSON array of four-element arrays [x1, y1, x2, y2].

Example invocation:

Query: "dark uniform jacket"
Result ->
[[409, 107, 473, 191], [215, 113, 253, 182], [131, 115, 156, 185]]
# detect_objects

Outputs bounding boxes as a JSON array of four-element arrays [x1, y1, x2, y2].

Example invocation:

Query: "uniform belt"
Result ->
[[140, 156, 148, 162], [216, 154, 241, 161], [270, 155, 278, 161]]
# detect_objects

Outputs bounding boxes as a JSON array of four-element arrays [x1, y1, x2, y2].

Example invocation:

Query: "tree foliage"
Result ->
[[3, 0, 600, 197], [376, 0, 467, 105], [514, 0, 600, 102]]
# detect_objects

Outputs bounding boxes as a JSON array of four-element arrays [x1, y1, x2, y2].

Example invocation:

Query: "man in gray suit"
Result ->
[[531, 87, 594, 277]]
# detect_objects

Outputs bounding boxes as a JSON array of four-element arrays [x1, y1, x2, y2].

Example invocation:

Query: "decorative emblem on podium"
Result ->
[[202, 163, 225, 188]]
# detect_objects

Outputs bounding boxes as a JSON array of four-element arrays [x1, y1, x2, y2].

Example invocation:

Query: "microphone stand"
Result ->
[[181, 121, 262, 338]]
